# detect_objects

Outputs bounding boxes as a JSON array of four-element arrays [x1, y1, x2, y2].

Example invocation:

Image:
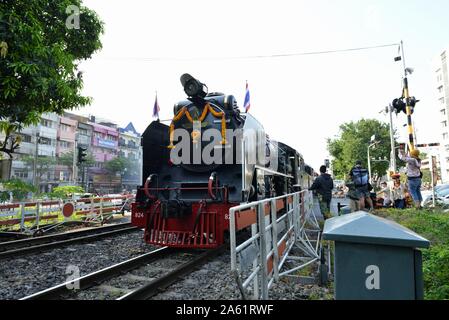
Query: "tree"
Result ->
[[0, 178, 36, 202], [21, 155, 57, 186], [0, 0, 104, 157], [104, 156, 130, 174], [327, 119, 398, 180], [59, 150, 95, 168], [50, 185, 84, 199]]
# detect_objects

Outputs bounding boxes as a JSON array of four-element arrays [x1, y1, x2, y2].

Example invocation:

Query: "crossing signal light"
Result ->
[[392, 98, 406, 114], [392, 97, 419, 115], [77, 146, 88, 164]]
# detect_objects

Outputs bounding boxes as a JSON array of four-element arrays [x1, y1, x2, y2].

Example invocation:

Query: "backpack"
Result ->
[[351, 167, 369, 187]]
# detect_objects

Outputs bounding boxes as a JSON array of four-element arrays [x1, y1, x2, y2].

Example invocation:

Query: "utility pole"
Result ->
[[72, 134, 78, 185], [388, 105, 397, 173], [400, 40, 416, 151], [367, 136, 378, 184], [33, 131, 40, 189]]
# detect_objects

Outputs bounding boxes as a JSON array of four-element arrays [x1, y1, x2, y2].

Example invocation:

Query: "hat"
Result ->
[[410, 149, 420, 158], [391, 173, 401, 180]]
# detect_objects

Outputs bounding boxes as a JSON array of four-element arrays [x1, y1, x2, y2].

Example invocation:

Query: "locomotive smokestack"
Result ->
[[180, 73, 207, 100]]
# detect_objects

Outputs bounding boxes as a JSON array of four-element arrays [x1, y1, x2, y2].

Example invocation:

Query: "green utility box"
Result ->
[[323, 212, 430, 300]]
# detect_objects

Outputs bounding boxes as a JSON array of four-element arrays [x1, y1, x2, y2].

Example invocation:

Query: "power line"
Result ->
[[100, 43, 400, 62]]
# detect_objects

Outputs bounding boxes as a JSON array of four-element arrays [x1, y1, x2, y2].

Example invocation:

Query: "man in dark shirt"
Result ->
[[309, 165, 334, 219]]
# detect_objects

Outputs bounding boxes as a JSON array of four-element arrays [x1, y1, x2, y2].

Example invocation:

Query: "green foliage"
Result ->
[[21, 155, 56, 179], [105, 156, 130, 174], [50, 185, 84, 199], [327, 119, 397, 179], [376, 209, 449, 299], [58, 150, 95, 167], [421, 169, 432, 185], [0, 178, 36, 201], [0, 0, 104, 132]]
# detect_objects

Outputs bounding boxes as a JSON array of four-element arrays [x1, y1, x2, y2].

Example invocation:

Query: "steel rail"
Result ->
[[0, 223, 139, 259], [117, 246, 226, 300], [20, 247, 171, 300]]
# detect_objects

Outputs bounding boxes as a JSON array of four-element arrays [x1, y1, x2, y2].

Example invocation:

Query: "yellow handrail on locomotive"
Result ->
[[168, 103, 227, 149]]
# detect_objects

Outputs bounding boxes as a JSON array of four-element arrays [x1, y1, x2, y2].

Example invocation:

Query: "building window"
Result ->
[[443, 121, 447, 128], [440, 97, 445, 105], [94, 132, 103, 139], [106, 134, 116, 141], [39, 137, 52, 145], [40, 119, 53, 128], [21, 134, 32, 143], [438, 86, 444, 94], [58, 140, 72, 149], [14, 170, 28, 179], [441, 109, 446, 117], [60, 124, 68, 131], [78, 128, 88, 136]]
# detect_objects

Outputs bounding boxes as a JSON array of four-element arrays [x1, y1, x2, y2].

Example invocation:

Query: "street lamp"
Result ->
[[367, 135, 379, 184]]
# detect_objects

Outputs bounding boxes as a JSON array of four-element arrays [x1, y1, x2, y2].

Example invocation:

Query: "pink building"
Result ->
[[55, 116, 78, 183], [56, 117, 78, 156], [90, 122, 119, 163]]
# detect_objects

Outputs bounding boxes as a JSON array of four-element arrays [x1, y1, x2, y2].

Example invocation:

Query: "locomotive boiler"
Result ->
[[131, 74, 314, 249]]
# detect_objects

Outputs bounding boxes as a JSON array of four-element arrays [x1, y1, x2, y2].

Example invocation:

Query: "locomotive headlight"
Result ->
[[180, 73, 207, 99]]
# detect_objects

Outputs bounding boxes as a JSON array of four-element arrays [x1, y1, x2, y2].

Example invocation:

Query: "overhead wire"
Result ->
[[99, 43, 400, 62]]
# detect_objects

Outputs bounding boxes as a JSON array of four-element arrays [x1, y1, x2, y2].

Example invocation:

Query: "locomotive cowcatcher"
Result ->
[[131, 74, 314, 249]]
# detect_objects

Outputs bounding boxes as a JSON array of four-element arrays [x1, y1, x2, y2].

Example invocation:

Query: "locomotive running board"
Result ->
[[254, 165, 294, 179]]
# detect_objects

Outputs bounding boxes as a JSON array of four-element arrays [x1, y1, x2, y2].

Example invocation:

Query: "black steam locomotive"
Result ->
[[131, 74, 315, 248]]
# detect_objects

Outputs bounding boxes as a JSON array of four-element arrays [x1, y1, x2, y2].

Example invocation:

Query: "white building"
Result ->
[[2, 113, 58, 192], [118, 122, 143, 190], [434, 47, 449, 182]]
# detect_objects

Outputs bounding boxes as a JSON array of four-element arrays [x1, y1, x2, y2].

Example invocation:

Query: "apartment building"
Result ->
[[119, 122, 142, 190], [435, 47, 449, 182]]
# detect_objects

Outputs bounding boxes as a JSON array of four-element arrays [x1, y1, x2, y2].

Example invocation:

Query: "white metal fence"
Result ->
[[229, 190, 324, 299], [0, 195, 133, 235]]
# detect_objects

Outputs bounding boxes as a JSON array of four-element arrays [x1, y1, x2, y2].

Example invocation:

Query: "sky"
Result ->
[[75, 0, 449, 171]]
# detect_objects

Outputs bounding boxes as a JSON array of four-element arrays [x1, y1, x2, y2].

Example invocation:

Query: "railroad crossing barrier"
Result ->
[[0, 195, 134, 236], [229, 190, 325, 300], [323, 211, 430, 300]]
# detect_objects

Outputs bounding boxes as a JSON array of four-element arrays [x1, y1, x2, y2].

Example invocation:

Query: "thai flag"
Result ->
[[152, 93, 160, 119], [244, 81, 251, 113]]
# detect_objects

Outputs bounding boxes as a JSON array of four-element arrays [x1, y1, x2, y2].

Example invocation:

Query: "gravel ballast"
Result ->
[[0, 230, 153, 299]]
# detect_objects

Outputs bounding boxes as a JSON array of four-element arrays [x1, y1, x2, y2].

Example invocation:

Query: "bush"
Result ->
[[376, 208, 449, 299], [50, 186, 85, 199], [0, 179, 36, 202]]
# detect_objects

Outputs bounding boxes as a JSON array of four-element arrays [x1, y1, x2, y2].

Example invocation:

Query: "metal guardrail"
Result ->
[[229, 190, 323, 300]]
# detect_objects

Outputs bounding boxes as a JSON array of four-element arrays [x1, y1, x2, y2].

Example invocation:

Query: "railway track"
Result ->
[[0, 222, 139, 259], [21, 246, 225, 300]]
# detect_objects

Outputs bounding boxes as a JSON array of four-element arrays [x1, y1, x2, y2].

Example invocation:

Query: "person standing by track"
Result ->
[[349, 160, 374, 212], [399, 149, 423, 209], [309, 165, 334, 219]]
